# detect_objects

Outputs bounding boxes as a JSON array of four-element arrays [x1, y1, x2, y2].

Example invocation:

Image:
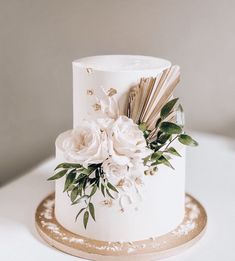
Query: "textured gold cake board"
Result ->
[[35, 193, 207, 260]]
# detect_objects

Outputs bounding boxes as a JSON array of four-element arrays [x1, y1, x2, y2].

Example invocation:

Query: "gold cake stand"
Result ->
[[35, 193, 207, 261]]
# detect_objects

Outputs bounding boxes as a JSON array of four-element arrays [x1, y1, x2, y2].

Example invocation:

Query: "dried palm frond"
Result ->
[[127, 65, 181, 131]]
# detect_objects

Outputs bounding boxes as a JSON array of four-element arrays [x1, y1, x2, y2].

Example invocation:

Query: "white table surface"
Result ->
[[0, 132, 235, 261]]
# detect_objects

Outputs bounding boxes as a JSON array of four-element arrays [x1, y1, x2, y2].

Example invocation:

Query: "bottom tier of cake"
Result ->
[[54, 131, 186, 242]]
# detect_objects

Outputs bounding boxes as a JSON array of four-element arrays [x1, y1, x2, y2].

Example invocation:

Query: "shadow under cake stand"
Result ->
[[35, 193, 207, 261]]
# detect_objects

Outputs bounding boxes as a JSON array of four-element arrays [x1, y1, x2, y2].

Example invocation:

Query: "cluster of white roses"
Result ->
[[63, 115, 152, 179]]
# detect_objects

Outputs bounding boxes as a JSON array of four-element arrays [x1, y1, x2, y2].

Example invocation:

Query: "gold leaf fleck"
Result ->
[[116, 179, 125, 188], [86, 68, 93, 74], [101, 199, 113, 207], [92, 103, 101, 111], [107, 88, 117, 97], [87, 89, 94, 96]]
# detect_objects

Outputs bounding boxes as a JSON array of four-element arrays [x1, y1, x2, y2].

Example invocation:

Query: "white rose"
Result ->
[[102, 158, 128, 179], [63, 119, 111, 168], [108, 116, 152, 168]]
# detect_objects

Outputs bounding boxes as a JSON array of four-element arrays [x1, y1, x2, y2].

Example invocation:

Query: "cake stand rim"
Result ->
[[35, 192, 207, 261]]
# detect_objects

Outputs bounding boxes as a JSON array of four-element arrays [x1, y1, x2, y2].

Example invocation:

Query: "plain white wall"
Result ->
[[1, 0, 235, 184]]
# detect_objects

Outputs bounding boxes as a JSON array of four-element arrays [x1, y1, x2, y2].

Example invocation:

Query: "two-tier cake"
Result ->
[[49, 55, 198, 244]]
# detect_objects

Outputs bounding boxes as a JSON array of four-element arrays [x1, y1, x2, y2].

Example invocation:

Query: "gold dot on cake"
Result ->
[[101, 199, 113, 207], [92, 103, 101, 111], [107, 88, 117, 96], [86, 68, 93, 74], [116, 179, 125, 188], [87, 89, 94, 95]]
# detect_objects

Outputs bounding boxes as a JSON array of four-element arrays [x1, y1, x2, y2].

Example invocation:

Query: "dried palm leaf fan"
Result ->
[[127, 66, 181, 138]]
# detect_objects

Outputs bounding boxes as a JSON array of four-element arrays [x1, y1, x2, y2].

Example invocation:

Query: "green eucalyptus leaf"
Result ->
[[72, 195, 89, 205], [166, 147, 181, 157], [95, 168, 100, 179], [157, 130, 163, 139], [75, 173, 87, 183], [67, 184, 76, 192], [151, 152, 162, 160], [82, 178, 88, 190], [150, 161, 158, 166], [155, 118, 162, 128], [83, 211, 89, 229], [157, 133, 171, 144], [107, 182, 119, 193], [54, 163, 82, 170], [69, 163, 83, 168], [139, 123, 147, 132], [54, 163, 68, 170], [88, 202, 96, 221], [47, 169, 67, 181], [178, 134, 198, 146], [106, 189, 115, 199], [63, 171, 76, 192], [101, 183, 106, 197], [143, 130, 151, 139], [164, 154, 172, 160], [80, 168, 91, 175], [162, 158, 175, 169], [154, 155, 175, 170], [71, 186, 79, 202], [143, 155, 151, 165], [160, 122, 182, 134], [159, 155, 175, 169], [75, 207, 86, 221], [160, 98, 179, 119], [90, 185, 97, 197], [77, 186, 83, 196]]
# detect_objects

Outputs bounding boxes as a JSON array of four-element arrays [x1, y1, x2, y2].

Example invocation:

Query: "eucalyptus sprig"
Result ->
[[48, 163, 118, 229], [140, 98, 198, 174]]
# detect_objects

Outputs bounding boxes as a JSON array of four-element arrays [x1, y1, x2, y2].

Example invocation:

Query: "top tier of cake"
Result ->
[[72, 55, 171, 127]]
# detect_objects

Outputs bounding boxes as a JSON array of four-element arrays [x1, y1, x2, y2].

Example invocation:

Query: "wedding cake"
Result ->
[[49, 55, 198, 243]]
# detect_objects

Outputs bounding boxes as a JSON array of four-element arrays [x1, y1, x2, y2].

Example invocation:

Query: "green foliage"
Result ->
[[48, 162, 119, 229], [83, 211, 89, 229], [166, 147, 181, 157], [107, 182, 119, 193], [160, 98, 179, 119], [63, 170, 76, 192], [178, 134, 198, 146], [141, 98, 198, 171], [159, 122, 182, 134], [89, 202, 95, 221], [139, 122, 147, 132], [71, 186, 79, 202], [47, 169, 67, 180], [75, 208, 85, 222]]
